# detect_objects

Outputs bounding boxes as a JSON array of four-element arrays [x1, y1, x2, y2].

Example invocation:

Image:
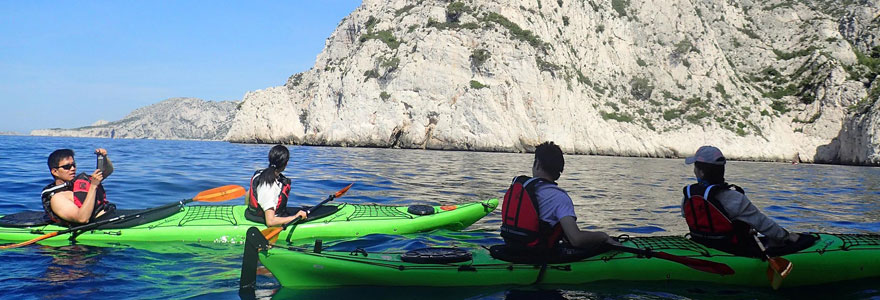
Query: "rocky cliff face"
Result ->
[[834, 87, 880, 165], [225, 0, 880, 165], [32, 98, 240, 140]]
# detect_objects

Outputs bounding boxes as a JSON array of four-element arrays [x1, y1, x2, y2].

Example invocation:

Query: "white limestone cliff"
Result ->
[[226, 0, 880, 165]]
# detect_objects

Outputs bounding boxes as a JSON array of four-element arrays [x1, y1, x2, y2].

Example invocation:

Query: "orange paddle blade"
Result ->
[[261, 227, 282, 244], [334, 183, 354, 198], [769, 257, 793, 278], [255, 266, 273, 276], [194, 185, 246, 202], [767, 266, 785, 289]]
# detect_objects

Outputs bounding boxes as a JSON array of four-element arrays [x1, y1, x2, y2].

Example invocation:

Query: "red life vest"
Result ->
[[682, 183, 748, 245], [41, 173, 113, 225], [247, 170, 291, 217], [500, 176, 564, 250]]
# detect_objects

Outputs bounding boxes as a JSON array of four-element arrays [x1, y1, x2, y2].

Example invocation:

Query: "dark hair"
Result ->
[[535, 141, 564, 181], [48, 149, 75, 170], [253, 145, 290, 188], [694, 161, 725, 185]]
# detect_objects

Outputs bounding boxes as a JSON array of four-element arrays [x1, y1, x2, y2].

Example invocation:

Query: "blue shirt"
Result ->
[[534, 181, 577, 227]]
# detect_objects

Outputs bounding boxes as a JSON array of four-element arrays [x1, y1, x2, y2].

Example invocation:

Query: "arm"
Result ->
[[255, 183, 308, 227], [102, 154, 114, 178], [96, 148, 113, 178], [559, 216, 614, 249], [721, 192, 796, 243], [52, 170, 104, 223], [537, 185, 615, 249], [264, 209, 307, 227]]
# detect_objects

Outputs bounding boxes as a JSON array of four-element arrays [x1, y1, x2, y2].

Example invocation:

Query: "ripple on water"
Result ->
[[1, 136, 878, 300], [616, 225, 667, 234]]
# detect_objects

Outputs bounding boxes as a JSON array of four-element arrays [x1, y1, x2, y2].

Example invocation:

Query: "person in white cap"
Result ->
[[680, 146, 812, 257]]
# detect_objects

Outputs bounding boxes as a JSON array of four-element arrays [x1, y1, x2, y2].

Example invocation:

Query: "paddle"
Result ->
[[609, 244, 735, 275], [241, 184, 354, 292], [0, 185, 246, 249], [753, 234, 792, 289], [240, 226, 270, 290], [260, 183, 353, 243]]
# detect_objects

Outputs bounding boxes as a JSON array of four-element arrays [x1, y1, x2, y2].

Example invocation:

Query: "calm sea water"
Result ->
[[0, 135, 878, 299]]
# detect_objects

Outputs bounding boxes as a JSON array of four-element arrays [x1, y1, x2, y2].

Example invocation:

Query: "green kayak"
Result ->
[[255, 233, 880, 289], [0, 199, 498, 246]]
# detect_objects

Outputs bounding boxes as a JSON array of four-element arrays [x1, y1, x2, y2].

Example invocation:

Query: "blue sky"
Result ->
[[0, 1, 360, 133]]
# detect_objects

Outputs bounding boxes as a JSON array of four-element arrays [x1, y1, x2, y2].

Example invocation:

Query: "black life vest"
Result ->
[[247, 170, 291, 217], [500, 176, 564, 250], [682, 183, 750, 245], [41, 173, 113, 225]]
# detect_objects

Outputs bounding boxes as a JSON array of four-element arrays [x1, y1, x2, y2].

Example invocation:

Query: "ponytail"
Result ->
[[253, 145, 290, 188]]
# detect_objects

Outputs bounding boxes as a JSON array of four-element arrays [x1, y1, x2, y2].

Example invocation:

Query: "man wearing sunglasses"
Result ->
[[41, 148, 116, 225]]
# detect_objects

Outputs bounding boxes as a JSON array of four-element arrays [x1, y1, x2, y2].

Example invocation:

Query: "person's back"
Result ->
[[246, 145, 307, 227], [499, 141, 614, 256]]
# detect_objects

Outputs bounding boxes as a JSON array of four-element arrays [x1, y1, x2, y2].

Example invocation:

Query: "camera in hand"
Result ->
[[97, 154, 106, 173]]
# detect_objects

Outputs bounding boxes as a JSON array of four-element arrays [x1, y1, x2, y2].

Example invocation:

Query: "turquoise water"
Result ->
[[0, 135, 878, 299]]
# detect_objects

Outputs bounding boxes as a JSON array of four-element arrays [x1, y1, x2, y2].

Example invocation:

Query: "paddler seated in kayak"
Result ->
[[496, 141, 618, 261], [246, 145, 308, 226], [680, 145, 816, 256], [41, 148, 116, 225]]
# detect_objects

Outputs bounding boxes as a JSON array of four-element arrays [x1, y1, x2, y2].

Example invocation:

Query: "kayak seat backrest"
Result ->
[[0, 211, 53, 227], [489, 244, 607, 264], [92, 205, 183, 229], [244, 204, 340, 224], [407, 205, 435, 216]]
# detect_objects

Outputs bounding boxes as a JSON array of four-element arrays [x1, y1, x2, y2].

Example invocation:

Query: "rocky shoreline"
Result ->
[[31, 98, 240, 141]]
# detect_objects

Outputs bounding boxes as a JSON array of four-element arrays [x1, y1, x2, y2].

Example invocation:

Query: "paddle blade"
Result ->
[[0, 232, 60, 250], [769, 257, 792, 278], [653, 252, 736, 275], [261, 227, 282, 243], [766, 257, 791, 289], [334, 183, 354, 198], [767, 266, 784, 289], [241, 227, 270, 289], [194, 185, 246, 202]]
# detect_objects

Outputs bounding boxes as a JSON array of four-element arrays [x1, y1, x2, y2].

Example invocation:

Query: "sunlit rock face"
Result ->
[[224, 0, 879, 165]]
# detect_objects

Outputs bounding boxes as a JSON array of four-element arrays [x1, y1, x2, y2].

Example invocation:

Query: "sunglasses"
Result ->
[[56, 163, 76, 170]]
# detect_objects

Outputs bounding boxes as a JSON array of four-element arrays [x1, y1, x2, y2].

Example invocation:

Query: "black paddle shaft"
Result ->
[[240, 226, 270, 289], [67, 199, 191, 242], [280, 194, 336, 230]]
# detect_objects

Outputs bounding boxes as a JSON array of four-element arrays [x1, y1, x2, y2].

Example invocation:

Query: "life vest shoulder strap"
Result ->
[[278, 173, 291, 186], [728, 184, 745, 194], [41, 181, 70, 199], [41, 181, 71, 224]]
